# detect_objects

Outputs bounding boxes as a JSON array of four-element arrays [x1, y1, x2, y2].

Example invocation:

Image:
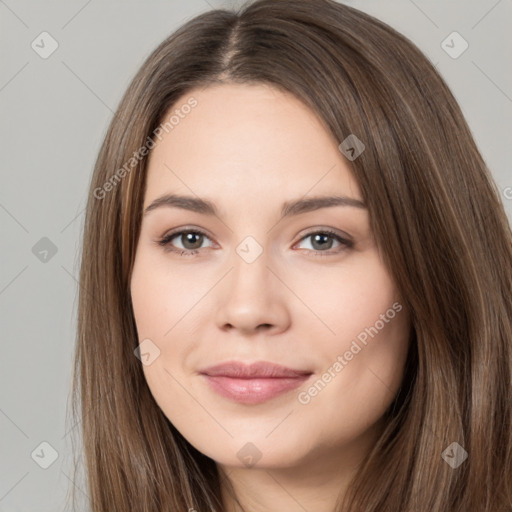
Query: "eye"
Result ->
[[294, 229, 354, 257], [157, 228, 353, 257], [158, 228, 213, 256]]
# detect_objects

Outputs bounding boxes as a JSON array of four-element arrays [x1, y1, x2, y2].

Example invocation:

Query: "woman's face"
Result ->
[[130, 83, 410, 473]]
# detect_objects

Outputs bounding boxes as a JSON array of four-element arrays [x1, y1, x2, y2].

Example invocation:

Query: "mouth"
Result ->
[[199, 360, 313, 404]]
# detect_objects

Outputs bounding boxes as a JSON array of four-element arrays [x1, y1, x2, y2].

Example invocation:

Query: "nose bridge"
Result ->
[[214, 233, 288, 332], [234, 234, 266, 267], [230, 234, 273, 293]]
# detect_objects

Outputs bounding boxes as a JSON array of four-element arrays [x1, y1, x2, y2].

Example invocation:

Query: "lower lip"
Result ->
[[201, 374, 312, 404]]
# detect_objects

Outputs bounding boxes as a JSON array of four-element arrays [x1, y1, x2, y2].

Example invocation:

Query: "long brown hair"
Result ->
[[69, 0, 512, 510]]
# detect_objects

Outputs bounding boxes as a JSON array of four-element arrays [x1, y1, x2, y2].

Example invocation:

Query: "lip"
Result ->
[[200, 360, 312, 378], [199, 361, 313, 404]]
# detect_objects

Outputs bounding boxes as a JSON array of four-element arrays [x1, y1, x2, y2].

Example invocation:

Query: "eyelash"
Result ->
[[157, 228, 354, 257]]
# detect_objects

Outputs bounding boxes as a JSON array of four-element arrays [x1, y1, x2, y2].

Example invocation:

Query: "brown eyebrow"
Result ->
[[143, 193, 367, 219]]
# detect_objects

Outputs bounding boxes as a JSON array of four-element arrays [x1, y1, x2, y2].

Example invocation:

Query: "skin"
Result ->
[[130, 83, 411, 512]]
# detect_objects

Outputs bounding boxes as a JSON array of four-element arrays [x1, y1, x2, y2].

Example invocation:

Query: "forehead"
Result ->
[[144, 83, 362, 207]]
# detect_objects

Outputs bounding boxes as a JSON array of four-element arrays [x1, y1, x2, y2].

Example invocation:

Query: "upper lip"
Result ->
[[199, 361, 312, 379]]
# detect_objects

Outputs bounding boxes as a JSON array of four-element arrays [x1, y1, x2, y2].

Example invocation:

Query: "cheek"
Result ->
[[130, 251, 197, 421], [290, 251, 402, 350], [130, 250, 187, 338], [291, 251, 410, 405], [130, 248, 205, 380]]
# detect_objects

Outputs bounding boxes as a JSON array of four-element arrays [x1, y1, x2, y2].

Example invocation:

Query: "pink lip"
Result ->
[[199, 361, 313, 404]]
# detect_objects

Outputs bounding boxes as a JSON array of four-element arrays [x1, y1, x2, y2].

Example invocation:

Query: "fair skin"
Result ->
[[130, 83, 411, 512]]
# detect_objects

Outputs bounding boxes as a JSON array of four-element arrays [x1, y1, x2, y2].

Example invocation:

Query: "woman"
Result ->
[[71, 0, 512, 510]]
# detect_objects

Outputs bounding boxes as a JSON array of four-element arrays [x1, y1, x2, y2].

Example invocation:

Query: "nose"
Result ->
[[214, 247, 291, 336]]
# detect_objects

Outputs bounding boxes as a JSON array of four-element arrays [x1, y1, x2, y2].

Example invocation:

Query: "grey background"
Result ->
[[1, 0, 511, 510]]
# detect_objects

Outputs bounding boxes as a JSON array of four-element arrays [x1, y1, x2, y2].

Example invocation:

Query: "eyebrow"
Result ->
[[143, 193, 367, 219]]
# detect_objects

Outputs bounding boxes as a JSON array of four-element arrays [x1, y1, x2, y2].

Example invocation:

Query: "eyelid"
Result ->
[[295, 226, 353, 244], [160, 225, 212, 238]]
